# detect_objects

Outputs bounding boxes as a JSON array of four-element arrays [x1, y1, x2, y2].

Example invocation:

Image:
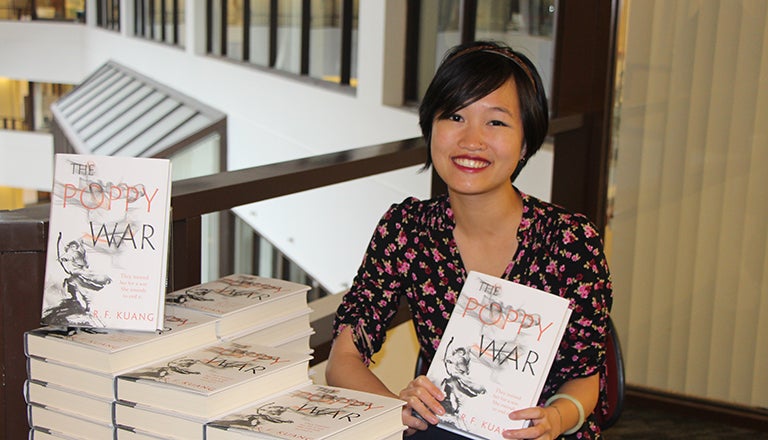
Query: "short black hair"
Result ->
[[418, 40, 549, 180]]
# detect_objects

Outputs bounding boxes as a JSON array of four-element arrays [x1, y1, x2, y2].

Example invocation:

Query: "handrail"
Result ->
[[171, 137, 426, 219], [169, 137, 427, 290]]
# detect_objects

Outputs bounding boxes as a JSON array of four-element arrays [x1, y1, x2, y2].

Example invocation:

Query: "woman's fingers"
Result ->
[[399, 376, 446, 428]]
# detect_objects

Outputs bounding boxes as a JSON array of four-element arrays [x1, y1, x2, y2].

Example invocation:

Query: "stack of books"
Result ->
[[205, 383, 406, 440], [165, 273, 315, 353], [25, 305, 220, 439], [24, 273, 315, 439], [114, 337, 313, 439]]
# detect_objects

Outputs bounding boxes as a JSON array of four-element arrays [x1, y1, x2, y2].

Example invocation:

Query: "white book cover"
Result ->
[[25, 306, 218, 373], [206, 384, 405, 440], [116, 340, 312, 418], [41, 153, 172, 331], [165, 274, 310, 337], [426, 271, 572, 440]]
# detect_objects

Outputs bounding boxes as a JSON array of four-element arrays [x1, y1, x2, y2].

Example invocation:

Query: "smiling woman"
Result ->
[[325, 40, 613, 440]]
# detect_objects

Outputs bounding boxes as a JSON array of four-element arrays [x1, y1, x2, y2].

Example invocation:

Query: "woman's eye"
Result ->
[[489, 120, 508, 127], [447, 114, 463, 122]]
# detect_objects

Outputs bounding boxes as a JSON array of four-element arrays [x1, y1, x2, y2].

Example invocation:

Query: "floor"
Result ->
[[605, 403, 768, 439]]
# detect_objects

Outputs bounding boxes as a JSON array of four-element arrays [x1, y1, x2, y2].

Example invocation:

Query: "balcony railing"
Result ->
[[0, 137, 426, 439]]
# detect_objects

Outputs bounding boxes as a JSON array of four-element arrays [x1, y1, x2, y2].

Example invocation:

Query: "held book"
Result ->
[[40, 153, 172, 331], [25, 306, 218, 374], [205, 383, 406, 440], [165, 273, 311, 338], [426, 271, 573, 440], [115, 340, 312, 418]]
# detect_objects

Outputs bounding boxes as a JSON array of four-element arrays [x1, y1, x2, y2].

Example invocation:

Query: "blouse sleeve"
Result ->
[[332, 200, 414, 365], [549, 214, 613, 383]]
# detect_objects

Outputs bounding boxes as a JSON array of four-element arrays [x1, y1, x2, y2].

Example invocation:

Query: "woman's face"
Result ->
[[430, 80, 524, 197]]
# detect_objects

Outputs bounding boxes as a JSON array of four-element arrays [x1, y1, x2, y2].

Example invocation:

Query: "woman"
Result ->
[[326, 40, 612, 439]]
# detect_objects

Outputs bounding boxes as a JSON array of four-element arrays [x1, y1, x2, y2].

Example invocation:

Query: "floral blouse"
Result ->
[[333, 191, 613, 439]]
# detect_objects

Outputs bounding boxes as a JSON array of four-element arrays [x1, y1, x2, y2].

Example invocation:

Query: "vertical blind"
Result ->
[[609, 0, 767, 408]]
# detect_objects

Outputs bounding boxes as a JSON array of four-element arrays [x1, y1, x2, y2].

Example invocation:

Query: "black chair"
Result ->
[[596, 316, 625, 430], [413, 316, 625, 431]]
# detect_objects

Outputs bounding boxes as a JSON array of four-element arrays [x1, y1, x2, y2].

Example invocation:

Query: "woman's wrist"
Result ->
[[548, 404, 563, 435], [545, 393, 585, 435]]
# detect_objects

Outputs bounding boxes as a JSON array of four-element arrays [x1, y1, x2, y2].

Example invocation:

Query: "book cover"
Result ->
[[41, 153, 172, 331], [115, 340, 312, 418], [426, 271, 572, 440], [165, 274, 310, 338], [206, 384, 405, 440], [25, 306, 218, 374]]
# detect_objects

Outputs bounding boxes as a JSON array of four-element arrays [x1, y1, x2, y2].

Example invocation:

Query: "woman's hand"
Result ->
[[501, 405, 561, 440], [398, 375, 446, 436]]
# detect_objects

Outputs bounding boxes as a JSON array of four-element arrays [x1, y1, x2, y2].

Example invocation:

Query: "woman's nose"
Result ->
[[458, 124, 485, 151]]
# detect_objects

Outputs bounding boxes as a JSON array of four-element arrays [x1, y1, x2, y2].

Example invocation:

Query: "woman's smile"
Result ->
[[452, 155, 490, 170]]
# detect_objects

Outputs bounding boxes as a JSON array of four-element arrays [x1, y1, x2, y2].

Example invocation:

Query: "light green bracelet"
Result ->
[[545, 393, 585, 436]]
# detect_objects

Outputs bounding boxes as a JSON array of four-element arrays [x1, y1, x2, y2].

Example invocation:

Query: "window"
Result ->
[[134, 0, 185, 47], [405, 0, 556, 103], [206, 0, 357, 86], [96, 0, 120, 30]]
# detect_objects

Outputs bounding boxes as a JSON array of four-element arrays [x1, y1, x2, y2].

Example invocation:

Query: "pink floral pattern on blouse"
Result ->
[[333, 191, 613, 438]]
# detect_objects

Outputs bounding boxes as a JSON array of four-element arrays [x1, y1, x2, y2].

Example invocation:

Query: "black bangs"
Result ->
[[432, 53, 513, 120]]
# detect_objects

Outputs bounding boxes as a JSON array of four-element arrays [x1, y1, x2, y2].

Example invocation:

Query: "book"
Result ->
[[114, 401, 204, 440], [27, 402, 114, 439], [40, 153, 172, 331], [165, 273, 311, 338], [115, 340, 312, 418], [113, 382, 311, 440], [267, 328, 315, 355], [115, 426, 177, 439], [425, 271, 573, 440], [221, 307, 314, 352], [27, 355, 130, 400], [25, 306, 218, 374], [28, 427, 87, 440], [24, 379, 113, 424], [205, 383, 406, 440], [115, 427, 167, 440]]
